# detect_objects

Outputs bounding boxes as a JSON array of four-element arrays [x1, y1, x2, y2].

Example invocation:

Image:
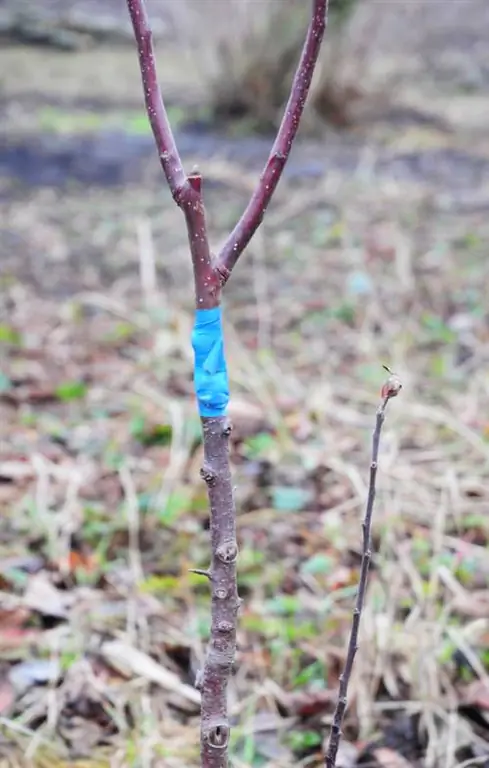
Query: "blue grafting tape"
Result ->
[[191, 306, 229, 417]]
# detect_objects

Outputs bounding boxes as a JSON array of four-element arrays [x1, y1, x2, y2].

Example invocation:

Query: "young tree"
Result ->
[[126, 4, 401, 768], [126, 1, 328, 766]]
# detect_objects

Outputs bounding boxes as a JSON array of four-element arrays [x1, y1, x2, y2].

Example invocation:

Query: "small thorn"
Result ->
[[189, 568, 212, 581]]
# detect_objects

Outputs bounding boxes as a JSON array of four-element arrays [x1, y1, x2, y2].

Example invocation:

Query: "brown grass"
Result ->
[[161, 0, 489, 131], [2, 3, 489, 763], [164, 0, 310, 130], [2, 161, 489, 766]]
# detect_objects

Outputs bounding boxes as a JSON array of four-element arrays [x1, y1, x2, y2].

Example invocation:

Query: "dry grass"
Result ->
[[164, 0, 309, 130], [161, 0, 489, 131], [2, 3, 489, 764], [1, 160, 489, 765]]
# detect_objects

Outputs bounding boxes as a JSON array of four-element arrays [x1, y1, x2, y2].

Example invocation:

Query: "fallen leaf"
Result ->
[[327, 566, 355, 591], [100, 639, 201, 708], [59, 550, 98, 576], [227, 396, 266, 436], [0, 555, 44, 576], [0, 677, 15, 715], [9, 658, 60, 694], [235, 712, 294, 763], [284, 689, 335, 716], [452, 590, 489, 618], [0, 460, 34, 481], [461, 680, 489, 710], [0, 605, 31, 628], [373, 747, 414, 768], [0, 627, 42, 653], [58, 717, 105, 755], [23, 574, 71, 618]]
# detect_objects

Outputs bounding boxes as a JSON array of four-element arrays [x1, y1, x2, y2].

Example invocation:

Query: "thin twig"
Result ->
[[126, 0, 186, 200], [127, 1, 219, 308], [216, 0, 329, 282], [325, 369, 402, 768]]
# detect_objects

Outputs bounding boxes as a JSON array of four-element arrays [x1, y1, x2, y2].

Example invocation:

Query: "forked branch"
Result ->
[[127, 0, 329, 291], [324, 369, 402, 768], [126, 2, 328, 766]]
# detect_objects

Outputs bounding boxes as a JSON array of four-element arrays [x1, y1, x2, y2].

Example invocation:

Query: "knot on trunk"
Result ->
[[200, 464, 217, 486], [215, 584, 229, 600], [204, 721, 229, 750], [221, 418, 233, 437], [217, 619, 234, 633], [216, 540, 238, 563]]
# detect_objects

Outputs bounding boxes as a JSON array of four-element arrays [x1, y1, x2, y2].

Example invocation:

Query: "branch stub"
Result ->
[[205, 723, 229, 750], [216, 541, 238, 563], [200, 465, 217, 486]]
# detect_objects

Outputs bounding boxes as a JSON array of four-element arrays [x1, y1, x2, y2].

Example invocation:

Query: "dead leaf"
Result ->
[[227, 396, 267, 435], [0, 605, 31, 628], [326, 565, 354, 591], [461, 680, 489, 711], [373, 747, 414, 768], [23, 574, 71, 618], [9, 658, 60, 694], [0, 555, 44, 576], [283, 689, 335, 716], [58, 717, 105, 755], [100, 639, 201, 708], [0, 460, 34, 481], [58, 549, 98, 576], [0, 627, 42, 653], [452, 590, 489, 618], [0, 677, 15, 715]]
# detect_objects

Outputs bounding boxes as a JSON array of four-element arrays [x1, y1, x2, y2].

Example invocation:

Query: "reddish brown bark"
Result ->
[[215, 0, 328, 281], [126, 2, 329, 765], [324, 370, 402, 768]]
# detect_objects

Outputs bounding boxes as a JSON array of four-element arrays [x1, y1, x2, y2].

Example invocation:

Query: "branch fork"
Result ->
[[126, 2, 329, 765]]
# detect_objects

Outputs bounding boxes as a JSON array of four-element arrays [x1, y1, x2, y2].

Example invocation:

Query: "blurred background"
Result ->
[[1, 0, 489, 766]]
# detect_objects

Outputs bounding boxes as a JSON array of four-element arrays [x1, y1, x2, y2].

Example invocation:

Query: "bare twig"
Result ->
[[125, 2, 328, 766], [325, 368, 402, 768], [126, 0, 186, 199], [216, 0, 329, 282], [127, 1, 219, 308]]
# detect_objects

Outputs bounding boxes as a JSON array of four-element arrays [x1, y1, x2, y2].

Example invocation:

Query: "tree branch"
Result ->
[[199, 417, 239, 765], [215, 0, 329, 283], [324, 370, 402, 768], [126, 1, 328, 766], [185, 171, 221, 308], [127, 0, 220, 307], [126, 0, 186, 201]]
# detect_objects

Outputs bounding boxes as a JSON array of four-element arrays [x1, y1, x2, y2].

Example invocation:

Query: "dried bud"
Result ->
[[381, 374, 402, 400], [200, 465, 217, 486]]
